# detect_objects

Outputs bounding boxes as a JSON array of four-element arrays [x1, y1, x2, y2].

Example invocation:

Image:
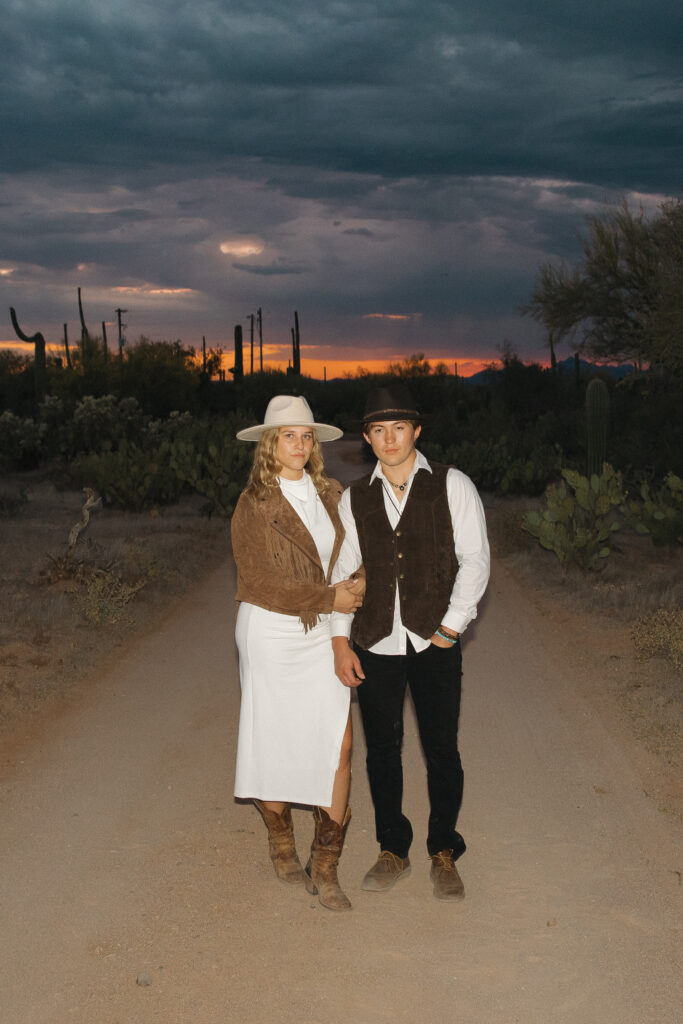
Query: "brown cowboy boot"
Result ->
[[304, 806, 352, 911], [253, 800, 305, 884]]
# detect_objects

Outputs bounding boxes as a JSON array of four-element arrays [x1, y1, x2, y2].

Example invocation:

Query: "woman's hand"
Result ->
[[332, 579, 364, 614]]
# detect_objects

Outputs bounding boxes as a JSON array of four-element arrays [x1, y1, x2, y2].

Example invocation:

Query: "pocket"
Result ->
[[428, 637, 460, 654]]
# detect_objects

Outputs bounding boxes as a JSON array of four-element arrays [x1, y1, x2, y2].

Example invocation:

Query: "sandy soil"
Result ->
[[1, 442, 681, 1023]]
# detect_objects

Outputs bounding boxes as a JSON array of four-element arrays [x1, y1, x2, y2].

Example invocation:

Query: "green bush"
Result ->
[[0, 410, 47, 471], [76, 438, 185, 511], [71, 413, 251, 514], [168, 420, 252, 517], [69, 395, 149, 454], [421, 435, 562, 496]]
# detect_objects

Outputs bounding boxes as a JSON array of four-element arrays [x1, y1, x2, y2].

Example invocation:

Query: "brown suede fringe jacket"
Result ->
[[230, 477, 345, 632]]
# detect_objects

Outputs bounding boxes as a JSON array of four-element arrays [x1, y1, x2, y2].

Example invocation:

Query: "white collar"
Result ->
[[369, 448, 431, 486]]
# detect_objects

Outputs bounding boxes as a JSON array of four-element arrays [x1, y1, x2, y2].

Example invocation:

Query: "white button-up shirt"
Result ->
[[330, 450, 490, 654]]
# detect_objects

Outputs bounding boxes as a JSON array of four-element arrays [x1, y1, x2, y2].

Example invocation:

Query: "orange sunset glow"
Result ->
[[262, 356, 492, 380], [0, 339, 493, 379]]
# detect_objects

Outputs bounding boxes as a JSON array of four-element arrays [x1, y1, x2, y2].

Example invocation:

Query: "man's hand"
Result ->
[[430, 625, 459, 648], [332, 636, 365, 688]]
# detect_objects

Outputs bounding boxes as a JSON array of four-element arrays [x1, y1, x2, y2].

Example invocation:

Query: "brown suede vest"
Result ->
[[349, 461, 457, 649]]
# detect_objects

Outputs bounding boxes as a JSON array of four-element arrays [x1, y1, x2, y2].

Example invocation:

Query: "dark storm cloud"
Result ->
[[1, 1, 680, 365], [233, 261, 308, 276], [3, 0, 681, 189]]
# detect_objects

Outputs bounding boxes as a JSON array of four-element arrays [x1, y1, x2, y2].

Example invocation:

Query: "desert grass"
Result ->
[[0, 471, 228, 734], [486, 495, 683, 621], [485, 494, 682, 801]]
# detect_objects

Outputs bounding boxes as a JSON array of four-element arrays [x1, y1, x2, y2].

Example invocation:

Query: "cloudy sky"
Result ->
[[1, 1, 680, 377]]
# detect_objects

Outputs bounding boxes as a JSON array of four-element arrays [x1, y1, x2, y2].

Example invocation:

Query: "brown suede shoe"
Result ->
[[430, 849, 465, 901], [361, 850, 411, 892]]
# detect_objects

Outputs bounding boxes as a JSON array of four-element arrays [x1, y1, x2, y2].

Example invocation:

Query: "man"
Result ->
[[331, 385, 489, 901]]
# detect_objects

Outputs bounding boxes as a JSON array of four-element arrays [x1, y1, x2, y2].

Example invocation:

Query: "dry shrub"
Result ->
[[632, 609, 683, 672], [76, 569, 146, 625]]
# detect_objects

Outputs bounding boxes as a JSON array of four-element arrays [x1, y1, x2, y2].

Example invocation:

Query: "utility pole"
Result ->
[[257, 307, 263, 371], [292, 310, 301, 375], [115, 308, 128, 364], [247, 313, 255, 373]]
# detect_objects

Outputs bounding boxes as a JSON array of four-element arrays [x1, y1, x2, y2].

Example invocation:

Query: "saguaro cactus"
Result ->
[[586, 377, 609, 478], [62, 323, 72, 369], [9, 307, 47, 398], [232, 324, 244, 380]]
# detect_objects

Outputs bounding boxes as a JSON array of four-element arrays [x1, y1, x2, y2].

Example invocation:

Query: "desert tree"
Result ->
[[521, 199, 683, 373], [387, 352, 432, 377]]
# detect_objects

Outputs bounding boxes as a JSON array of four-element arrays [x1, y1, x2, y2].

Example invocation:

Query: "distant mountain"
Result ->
[[463, 356, 636, 385], [555, 356, 636, 379]]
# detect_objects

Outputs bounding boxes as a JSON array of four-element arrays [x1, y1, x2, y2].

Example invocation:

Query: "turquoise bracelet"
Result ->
[[435, 628, 459, 644]]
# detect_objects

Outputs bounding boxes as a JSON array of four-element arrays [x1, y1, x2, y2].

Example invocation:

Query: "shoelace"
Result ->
[[432, 850, 455, 870]]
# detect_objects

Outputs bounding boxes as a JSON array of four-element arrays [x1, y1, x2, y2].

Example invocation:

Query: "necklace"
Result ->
[[381, 482, 403, 518], [389, 479, 408, 491]]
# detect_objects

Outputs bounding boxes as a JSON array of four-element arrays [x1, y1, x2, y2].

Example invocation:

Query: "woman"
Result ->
[[231, 394, 363, 912]]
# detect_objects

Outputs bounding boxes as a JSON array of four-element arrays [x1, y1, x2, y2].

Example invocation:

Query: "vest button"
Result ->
[[397, 552, 403, 558], [399, 573, 405, 580], [395, 530, 402, 537]]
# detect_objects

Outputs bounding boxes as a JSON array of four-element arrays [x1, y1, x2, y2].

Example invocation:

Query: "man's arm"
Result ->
[[332, 636, 366, 688], [439, 468, 490, 637]]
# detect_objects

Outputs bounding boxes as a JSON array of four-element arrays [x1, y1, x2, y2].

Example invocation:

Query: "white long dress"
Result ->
[[234, 474, 351, 807]]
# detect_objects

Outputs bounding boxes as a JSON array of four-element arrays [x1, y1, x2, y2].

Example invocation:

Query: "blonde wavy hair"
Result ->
[[243, 427, 332, 501]]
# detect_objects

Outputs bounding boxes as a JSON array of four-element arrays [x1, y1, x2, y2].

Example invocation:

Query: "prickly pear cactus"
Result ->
[[622, 472, 683, 546], [522, 465, 623, 570]]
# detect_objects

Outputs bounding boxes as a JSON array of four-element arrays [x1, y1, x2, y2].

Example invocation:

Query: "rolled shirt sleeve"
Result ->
[[440, 468, 490, 635]]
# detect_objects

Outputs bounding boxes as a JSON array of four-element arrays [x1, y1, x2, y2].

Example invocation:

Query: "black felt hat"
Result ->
[[360, 385, 426, 425], [344, 385, 429, 432]]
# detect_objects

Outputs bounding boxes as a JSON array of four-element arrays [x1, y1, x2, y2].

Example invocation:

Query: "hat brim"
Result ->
[[343, 410, 430, 432], [236, 422, 343, 442]]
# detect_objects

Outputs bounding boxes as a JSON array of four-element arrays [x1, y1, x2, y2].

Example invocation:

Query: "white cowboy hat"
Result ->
[[236, 394, 343, 442]]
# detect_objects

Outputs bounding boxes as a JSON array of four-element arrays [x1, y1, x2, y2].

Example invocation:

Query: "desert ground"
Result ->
[[1, 440, 681, 1024]]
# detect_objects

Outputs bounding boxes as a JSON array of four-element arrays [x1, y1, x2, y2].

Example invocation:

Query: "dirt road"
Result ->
[[1, 444, 681, 1023]]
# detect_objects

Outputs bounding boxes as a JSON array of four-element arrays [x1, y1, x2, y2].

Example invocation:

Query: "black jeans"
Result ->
[[355, 637, 466, 860]]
